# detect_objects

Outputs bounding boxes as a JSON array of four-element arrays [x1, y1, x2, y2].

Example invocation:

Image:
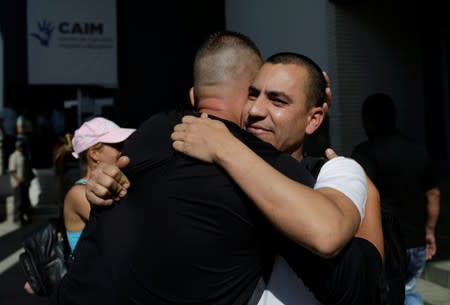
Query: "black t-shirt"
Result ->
[[279, 233, 383, 305], [352, 132, 437, 248], [57, 110, 315, 305]]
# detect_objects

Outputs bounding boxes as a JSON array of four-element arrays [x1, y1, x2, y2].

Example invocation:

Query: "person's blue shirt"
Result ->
[[66, 178, 88, 252]]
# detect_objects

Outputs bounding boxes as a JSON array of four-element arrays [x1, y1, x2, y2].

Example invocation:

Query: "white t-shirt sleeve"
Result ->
[[314, 156, 367, 222]]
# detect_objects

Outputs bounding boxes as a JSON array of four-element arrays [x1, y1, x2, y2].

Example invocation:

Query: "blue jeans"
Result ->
[[405, 247, 427, 305]]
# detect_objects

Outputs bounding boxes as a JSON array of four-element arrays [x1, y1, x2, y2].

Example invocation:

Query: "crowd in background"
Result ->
[[0, 102, 67, 174]]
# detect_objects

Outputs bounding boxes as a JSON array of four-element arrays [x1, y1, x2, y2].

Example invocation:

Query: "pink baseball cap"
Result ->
[[72, 117, 135, 159]]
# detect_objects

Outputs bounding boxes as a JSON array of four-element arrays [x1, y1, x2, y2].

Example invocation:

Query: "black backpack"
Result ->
[[19, 217, 72, 296]]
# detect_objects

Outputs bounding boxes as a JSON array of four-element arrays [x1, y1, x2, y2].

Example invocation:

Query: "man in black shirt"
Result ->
[[76, 33, 384, 301], [352, 93, 440, 305], [57, 31, 323, 305], [62, 32, 380, 304]]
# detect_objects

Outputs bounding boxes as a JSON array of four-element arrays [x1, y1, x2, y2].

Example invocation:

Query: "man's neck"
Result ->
[[291, 151, 303, 161], [197, 102, 240, 125]]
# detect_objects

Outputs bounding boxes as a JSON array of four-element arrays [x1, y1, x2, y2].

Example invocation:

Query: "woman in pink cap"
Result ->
[[24, 117, 135, 295], [59, 117, 135, 252]]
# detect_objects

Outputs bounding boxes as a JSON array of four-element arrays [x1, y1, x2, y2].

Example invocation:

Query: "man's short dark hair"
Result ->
[[196, 30, 261, 59], [266, 52, 326, 108]]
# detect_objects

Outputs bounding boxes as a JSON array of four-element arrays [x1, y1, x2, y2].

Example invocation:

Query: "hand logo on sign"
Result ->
[[31, 19, 55, 47]]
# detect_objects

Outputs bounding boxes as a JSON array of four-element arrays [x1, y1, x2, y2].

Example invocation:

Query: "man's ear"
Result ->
[[189, 87, 195, 107], [305, 106, 325, 135]]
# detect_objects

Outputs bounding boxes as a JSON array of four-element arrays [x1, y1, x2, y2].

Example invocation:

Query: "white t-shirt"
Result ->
[[314, 156, 367, 221], [8, 150, 25, 188], [257, 156, 368, 305]]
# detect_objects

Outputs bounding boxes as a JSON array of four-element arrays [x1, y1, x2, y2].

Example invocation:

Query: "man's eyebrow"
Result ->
[[266, 90, 292, 104], [248, 85, 260, 95]]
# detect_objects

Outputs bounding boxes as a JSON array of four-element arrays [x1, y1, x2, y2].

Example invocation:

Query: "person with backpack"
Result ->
[[22, 117, 134, 297]]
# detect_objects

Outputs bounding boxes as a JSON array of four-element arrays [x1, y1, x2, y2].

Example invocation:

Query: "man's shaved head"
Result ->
[[193, 31, 263, 104]]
